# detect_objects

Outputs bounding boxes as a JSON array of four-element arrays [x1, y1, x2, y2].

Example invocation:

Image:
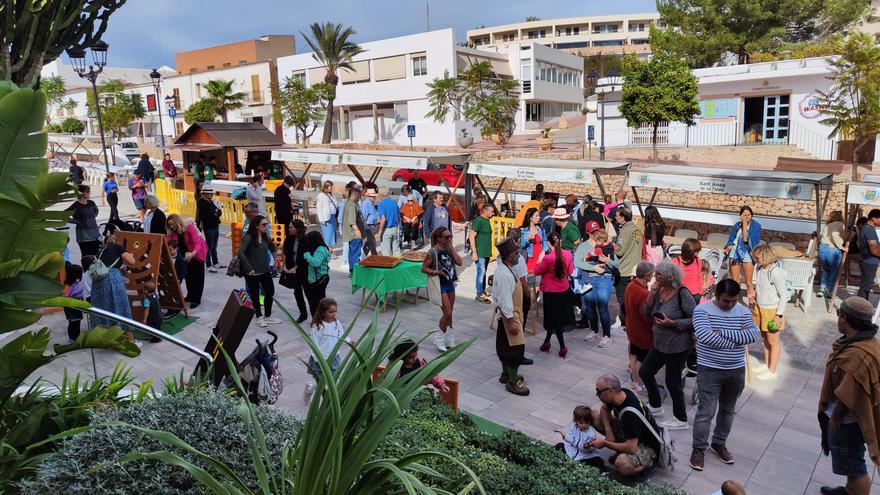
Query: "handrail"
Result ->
[[80, 306, 212, 362]]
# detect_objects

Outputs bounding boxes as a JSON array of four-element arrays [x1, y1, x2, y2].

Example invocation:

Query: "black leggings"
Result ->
[[639, 347, 690, 422], [107, 192, 119, 221], [185, 259, 205, 305], [543, 325, 565, 348], [305, 278, 329, 316], [245, 272, 275, 318]]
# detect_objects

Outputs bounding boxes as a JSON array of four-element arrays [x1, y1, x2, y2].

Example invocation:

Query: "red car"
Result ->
[[391, 163, 464, 187]]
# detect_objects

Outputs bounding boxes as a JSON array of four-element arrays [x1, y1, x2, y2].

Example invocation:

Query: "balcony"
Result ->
[[242, 91, 265, 105]]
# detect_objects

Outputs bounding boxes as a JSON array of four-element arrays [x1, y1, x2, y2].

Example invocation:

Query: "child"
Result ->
[[63, 263, 85, 344], [141, 280, 163, 343], [553, 405, 606, 471], [587, 242, 615, 264], [387, 340, 450, 393], [304, 298, 349, 404], [165, 240, 186, 319], [700, 259, 716, 303]]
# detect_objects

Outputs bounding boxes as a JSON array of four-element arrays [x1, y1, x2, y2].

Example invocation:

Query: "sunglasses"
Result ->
[[595, 387, 610, 395]]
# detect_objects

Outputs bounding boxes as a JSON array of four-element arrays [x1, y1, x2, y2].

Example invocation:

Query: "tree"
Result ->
[[202, 79, 246, 122], [525, 16, 541, 21], [619, 54, 700, 161], [651, 0, 870, 67], [426, 60, 520, 147], [183, 98, 218, 126], [39, 75, 66, 125], [817, 32, 880, 180], [60, 117, 85, 134], [277, 77, 329, 145], [87, 80, 145, 139], [301, 22, 365, 144], [0, 0, 126, 88]]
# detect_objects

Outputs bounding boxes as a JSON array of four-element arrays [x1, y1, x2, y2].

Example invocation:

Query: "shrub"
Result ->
[[19, 389, 301, 495], [60, 117, 85, 134]]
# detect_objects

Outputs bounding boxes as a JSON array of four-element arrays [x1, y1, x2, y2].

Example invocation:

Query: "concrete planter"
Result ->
[[536, 136, 553, 151], [457, 135, 474, 148]]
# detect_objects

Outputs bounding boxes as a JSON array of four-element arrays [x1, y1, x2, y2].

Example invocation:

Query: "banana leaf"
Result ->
[[0, 82, 49, 204]]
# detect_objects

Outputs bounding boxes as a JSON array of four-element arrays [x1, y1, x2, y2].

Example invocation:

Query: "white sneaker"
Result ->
[[598, 336, 612, 348], [649, 405, 665, 416], [208, 266, 218, 273], [433, 331, 447, 352], [256, 316, 267, 328], [303, 382, 315, 404], [752, 362, 769, 373], [585, 333, 599, 342], [264, 317, 283, 325], [659, 418, 689, 430], [444, 327, 455, 348], [756, 370, 778, 381]]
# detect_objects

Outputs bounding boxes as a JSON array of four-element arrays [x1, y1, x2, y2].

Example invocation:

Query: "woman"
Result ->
[[166, 214, 207, 310], [639, 260, 695, 431], [66, 185, 101, 260], [624, 261, 655, 395], [142, 194, 166, 235], [751, 245, 787, 380], [519, 208, 548, 273], [89, 235, 137, 330], [303, 230, 331, 317], [577, 201, 607, 241], [195, 187, 223, 272], [643, 205, 666, 261], [422, 226, 463, 352], [818, 210, 847, 298], [316, 180, 339, 249], [238, 215, 279, 327], [575, 227, 618, 348], [534, 231, 574, 358], [672, 238, 703, 304], [102, 173, 119, 221], [724, 205, 761, 299], [129, 170, 147, 220]]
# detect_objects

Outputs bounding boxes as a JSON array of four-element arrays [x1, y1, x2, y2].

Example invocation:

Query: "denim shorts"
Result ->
[[829, 421, 868, 476], [133, 198, 144, 209], [440, 281, 456, 294]]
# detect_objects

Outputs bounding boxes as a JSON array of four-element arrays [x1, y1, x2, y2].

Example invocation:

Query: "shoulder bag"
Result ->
[[426, 247, 442, 306], [619, 405, 677, 470]]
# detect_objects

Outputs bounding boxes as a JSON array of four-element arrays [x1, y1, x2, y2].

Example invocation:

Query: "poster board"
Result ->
[[116, 232, 187, 322], [629, 170, 816, 200], [846, 183, 880, 207]]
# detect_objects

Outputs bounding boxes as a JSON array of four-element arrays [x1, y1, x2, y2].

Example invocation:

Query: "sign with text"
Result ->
[[271, 149, 340, 165], [798, 93, 822, 119], [342, 152, 427, 169], [847, 184, 880, 206], [629, 172, 815, 200], [469, 162, 592, 184]]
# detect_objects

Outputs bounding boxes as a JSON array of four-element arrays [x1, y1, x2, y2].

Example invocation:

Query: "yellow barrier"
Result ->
[[489, 217, 515, 257], [155, 179, 171, 207], [215, 196, 245, 225], [168, 188, 196, 218]]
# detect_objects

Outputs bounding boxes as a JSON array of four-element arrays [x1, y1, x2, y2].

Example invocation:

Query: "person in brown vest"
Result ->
[[491, 237, 529, 396]]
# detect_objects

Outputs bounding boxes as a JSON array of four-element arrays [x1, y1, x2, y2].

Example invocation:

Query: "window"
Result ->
[[291, 72, 306, 84], [206, 65, 215, 70], [593, 24, 619, 33], [534, 61, 582, 87], [189, 68, 198, 73], [527, 30, 546, 39], [629, 23, 646, 32], [172, 88, 180, 109], [239, 60, 248, 65], [223, 62, 231, 68], [631, 39, 650, 45], [412, 56, 427, 76], [502, 33, 516, 42], [394, 102, 408, 123], [593, 40, 624, 46], [561, 26, 580, 36]]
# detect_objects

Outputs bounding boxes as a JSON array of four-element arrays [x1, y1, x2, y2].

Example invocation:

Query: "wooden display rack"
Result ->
[[115, 232, 187, 322]]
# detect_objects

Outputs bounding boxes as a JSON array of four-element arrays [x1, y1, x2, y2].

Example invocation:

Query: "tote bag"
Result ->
[[427, 248, 442, 306]]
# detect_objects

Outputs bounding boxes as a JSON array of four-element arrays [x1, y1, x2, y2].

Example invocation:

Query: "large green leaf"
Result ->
[[52, 325, 141, 357], [0, 271, 63, 332], [0, 175, 72, 264], [0, 84, 49, 204]]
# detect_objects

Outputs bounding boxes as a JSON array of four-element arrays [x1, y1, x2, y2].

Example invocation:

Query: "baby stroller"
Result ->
[[226, 330, 283, 405], [100, 218, 142, 236]]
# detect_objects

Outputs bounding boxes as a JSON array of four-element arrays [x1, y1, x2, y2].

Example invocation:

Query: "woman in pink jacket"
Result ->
[[535, 231, 575, 358], [166, 213, 208, 309]]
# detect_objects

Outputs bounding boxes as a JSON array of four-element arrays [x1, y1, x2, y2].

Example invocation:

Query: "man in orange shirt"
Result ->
[[624, 261, 655, 395], [400, 194, 424, 249]]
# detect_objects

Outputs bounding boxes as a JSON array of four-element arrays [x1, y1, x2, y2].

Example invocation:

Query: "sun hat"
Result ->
[[840, 296, 874, 322], [551, 207, 570, 220], [364, 188, 378, 197], [584, 220, 601, 234], [200, 186, 215, 195], [495, 237, 518, 258]]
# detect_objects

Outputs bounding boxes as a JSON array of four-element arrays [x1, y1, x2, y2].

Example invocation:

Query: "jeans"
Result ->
[[818, 243, 843, 292], [321, 215, 337, 248], [305, 276, 329, 316], [639, 347, 690, 422], [244, 272, 275, 318], [615, 276, 632, 326], [204, 227, 220, 267], [858, 260, 878, 300], [475, 257, 490, 296], [692, 365, 745, 451], [380, 228, 401, 256], [583, 275, 613, 337], [348, 239, 363, 274]]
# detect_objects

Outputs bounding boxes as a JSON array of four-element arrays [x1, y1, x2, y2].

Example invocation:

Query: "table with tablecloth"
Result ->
[[351, 260, 427, 311]]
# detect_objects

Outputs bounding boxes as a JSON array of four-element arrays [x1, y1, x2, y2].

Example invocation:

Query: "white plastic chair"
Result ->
[[780, 258, 816, 311], [674, 229, 699, 240], [769, 241, 796, 251], [706, 233, 728, 247]]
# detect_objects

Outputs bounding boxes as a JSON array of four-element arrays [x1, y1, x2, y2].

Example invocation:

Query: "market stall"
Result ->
[[838, 178, 880, 316]]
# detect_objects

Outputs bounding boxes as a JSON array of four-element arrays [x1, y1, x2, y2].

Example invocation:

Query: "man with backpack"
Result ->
[[689, 279, 761, 471]]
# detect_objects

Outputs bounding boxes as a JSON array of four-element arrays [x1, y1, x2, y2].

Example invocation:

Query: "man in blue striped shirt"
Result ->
[[689, 279, 760, 471]]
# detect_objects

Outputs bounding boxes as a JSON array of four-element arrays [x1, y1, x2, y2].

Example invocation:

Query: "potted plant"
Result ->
[[457, 128, 473, 148], [537, 128, 552, 151]]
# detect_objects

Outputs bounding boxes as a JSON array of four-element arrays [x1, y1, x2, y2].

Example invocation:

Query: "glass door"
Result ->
[[762, 95, 790, 143]]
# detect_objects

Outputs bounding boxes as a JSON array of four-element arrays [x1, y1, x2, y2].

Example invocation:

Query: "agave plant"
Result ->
[[96, 300, 485, 494]]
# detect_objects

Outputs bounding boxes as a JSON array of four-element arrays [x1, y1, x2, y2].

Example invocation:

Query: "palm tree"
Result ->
[[301, 22, 364, 144], [202, 79, 246, 122]]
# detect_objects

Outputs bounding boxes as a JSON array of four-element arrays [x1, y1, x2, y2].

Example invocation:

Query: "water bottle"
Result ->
[[767, 319, 777, 331]]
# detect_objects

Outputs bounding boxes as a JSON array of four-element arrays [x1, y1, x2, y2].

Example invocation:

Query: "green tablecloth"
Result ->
[[351, 260, 427, 298]]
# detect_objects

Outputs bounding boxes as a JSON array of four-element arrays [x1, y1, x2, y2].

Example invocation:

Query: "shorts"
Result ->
[[440, 281, 456, 294], [751, 305, 785, 333], [133, 198, 145, 209], [620, 443, 657, 469], [629, 343, 649, 363], [829, 421, 868, 476]]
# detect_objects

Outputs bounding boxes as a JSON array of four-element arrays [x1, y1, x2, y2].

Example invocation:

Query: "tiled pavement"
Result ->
[[15, 196, 878, 495]]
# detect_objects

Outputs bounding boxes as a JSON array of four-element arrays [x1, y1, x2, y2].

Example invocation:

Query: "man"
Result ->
[[552, 207, 580, 254], [377, 187, 401, 256], [423, 191, 451, 239], [818, 296, 880, 495], [624, 261, 655, 391], [491, 237, 529, 396], [469, 204, 495, 304], [408, 170, 427, 197], [689, 279, 761, 471], [246, 175, 267, 217], [857, 209, 880, 299], [285, 219, 309, 323], [360, 188, 380, 257], [69, 158, 84, 185], [341, 187, 365, 275], [530, 183, 545, 201], [398, 184, 422, 210], [400, 194, 424, 250], [162, 153, 176, 183], [242, 202, 259, 233], [590, 374, 661, 476], [274, 175, 295, 229], [206, 156, 219, 181], [136, 153, 154, 191], [564, 193, 579, 214], [613, 207, 643, 330]]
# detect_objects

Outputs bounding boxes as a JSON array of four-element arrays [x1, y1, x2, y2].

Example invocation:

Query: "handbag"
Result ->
[[226, 257, 243, 277], [279, 270, 297, 289], [427, 248, 442, 306]]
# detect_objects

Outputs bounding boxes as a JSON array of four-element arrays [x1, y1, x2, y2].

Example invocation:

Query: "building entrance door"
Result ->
[[762, 94, 790, 143]]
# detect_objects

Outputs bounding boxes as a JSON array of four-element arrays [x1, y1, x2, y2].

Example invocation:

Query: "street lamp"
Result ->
[[149, 68, 167, 157], [597, 67, 623, 161], [66, 41, 111, 173]]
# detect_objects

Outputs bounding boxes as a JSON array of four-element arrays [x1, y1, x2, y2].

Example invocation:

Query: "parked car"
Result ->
[[391, 163, 464, 187]]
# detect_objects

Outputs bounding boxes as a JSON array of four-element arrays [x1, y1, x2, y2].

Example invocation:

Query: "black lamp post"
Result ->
[[597, 67, 622, 161], [149, 68, 167, 157], [67, 41, 111, 173]]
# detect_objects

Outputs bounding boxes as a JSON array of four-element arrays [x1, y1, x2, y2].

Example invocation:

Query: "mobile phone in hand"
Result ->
[[652, 311, 665, 319]]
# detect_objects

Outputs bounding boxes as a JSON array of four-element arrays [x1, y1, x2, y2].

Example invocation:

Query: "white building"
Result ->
[[586, 57, 841, 160], [276, 28, 584, 147]]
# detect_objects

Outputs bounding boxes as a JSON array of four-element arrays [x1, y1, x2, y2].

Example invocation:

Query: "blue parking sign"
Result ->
[[587, 125, 595, 142], [407, 124, 416, 138], [169, 107, 177, 118]]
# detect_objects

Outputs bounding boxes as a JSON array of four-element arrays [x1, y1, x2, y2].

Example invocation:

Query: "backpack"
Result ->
[[87, 246, 120, 282], [619, 405, 677, 470], [767, 264, 794, 302]]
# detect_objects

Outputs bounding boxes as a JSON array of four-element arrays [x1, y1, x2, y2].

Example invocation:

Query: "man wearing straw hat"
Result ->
[[492, 237, 530, 396]]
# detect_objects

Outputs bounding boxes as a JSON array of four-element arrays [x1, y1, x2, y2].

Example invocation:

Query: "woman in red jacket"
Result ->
[[534, 231, 574, 358], [166, 213, 208, 309]]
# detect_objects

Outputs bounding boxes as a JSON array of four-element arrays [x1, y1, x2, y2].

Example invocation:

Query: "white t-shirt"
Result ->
[[310, 319, 346, 366], [514, 255, 528, 279]]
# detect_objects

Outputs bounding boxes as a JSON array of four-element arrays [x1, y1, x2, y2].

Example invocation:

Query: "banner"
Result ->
[[847, 184, 880, 206], [629, 172, 815, 200], [341, 152, 428, 169], [272, 149, 340, 165], [468, 162, 593, 184]]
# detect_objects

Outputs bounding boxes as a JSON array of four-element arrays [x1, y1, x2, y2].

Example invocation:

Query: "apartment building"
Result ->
[[466, 13, 663, 56], [276, 28, 584, 147], [175, 35, 295, 74], [859, 0, 880, 42]]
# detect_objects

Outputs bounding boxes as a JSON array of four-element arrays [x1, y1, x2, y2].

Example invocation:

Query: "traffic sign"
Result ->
[[587, 125, 595, 142], [407, 124, 416, 138], [168, 107, 177, 118]]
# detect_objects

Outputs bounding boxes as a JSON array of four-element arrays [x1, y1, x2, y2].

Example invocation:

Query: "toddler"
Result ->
[[387, 339, 449, 393], [63, 263, 85, 344], [700, 259, 716, 303], [553, 405, 606, 471], [141, 280, 163, 343], [304, 298, 350, 404]]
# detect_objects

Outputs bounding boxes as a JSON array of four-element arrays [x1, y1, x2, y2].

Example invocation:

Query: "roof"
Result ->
[[468, 157, 629, 184], [633, 164, 833, 185], [267, 147, 471, 169], [173, 122, 283, 148]]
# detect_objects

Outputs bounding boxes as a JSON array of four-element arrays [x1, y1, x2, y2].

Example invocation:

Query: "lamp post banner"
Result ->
[[847, 184, 880, 207], [629, 172, 815, 200], [468, 162, 593, 184]]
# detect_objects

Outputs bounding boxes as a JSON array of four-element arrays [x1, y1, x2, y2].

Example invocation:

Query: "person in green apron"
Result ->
[[492, 237, 529, 396]]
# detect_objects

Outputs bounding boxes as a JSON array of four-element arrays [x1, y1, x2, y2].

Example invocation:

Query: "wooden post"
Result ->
[[226, 147, 236, 178], [828, 202, 860, 312], [630, 185, 644, 217], [348, 165, 368, 187], [593, 171, 608, 198], [648, 186, 659, 207]]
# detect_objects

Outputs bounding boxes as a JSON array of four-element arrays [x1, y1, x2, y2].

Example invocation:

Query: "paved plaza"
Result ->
[[17, 194, 877, 495]]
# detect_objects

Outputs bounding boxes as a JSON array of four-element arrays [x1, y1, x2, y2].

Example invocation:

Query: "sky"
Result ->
[[100, 0, 657, 69]]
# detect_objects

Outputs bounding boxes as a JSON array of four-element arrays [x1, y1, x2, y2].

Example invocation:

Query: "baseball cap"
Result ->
[[585, 220, 601, 234]]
